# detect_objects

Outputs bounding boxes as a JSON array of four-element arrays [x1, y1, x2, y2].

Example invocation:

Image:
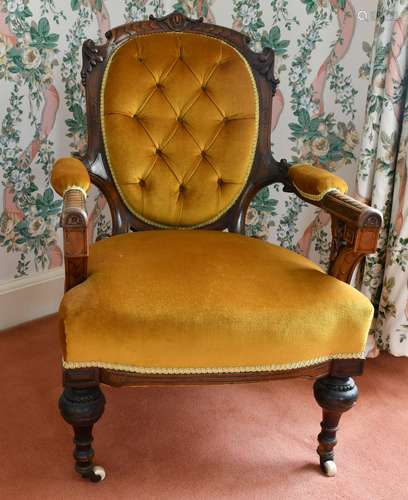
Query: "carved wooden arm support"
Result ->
[[298, 189, 382, 284], [284, 163, 382, 284], [61, 189, 89, 291], [322, 191, 382, 283]]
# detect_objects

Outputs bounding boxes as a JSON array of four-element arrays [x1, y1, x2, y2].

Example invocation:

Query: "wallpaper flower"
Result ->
[[0, 1, 382, 335]]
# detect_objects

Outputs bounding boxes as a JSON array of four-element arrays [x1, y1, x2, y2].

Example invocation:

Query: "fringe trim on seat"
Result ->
[[62, 352, 365, 374], [292, 185, 340, 202]]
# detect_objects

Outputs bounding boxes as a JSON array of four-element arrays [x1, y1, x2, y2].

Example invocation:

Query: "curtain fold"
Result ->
[[356, 0, 408, 357]]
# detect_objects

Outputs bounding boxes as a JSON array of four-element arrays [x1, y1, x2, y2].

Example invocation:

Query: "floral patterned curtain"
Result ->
[[357, 0, 408, 357]]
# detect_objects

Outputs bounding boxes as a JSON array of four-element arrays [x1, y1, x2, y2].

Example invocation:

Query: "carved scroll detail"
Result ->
[[328, 217, 377, 283], [278, 159, 292, 192], [150, 11, 204, 31], [252, 48, 279, 95], [81, 39, 105, 85]]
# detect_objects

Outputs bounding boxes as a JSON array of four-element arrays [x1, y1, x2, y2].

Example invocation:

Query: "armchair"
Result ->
[[51, 12, 382, 483]]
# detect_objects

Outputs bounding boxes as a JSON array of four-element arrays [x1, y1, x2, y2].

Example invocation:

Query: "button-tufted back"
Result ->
[[101, 32, 259, 228]]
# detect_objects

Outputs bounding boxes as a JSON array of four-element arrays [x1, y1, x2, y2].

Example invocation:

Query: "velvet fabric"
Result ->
[[60, 230, 373, 373], [101, 32, 259, 228], [50, 157, 91, 196], [289, 164, 348, 201]]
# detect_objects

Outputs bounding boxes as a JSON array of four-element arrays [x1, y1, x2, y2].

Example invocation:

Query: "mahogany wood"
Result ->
[[59, 384, 105, 481], [313, 376, 359, 471], [99, 365, 331, 387], [61, 359, 364, 389]]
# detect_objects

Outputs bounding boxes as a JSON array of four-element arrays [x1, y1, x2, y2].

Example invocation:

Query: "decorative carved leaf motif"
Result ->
[[151, 11, 204, 31], [81, 39, 105, 85]]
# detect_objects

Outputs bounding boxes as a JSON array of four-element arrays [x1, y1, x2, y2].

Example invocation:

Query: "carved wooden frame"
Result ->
[[58, 12, 383, 481]]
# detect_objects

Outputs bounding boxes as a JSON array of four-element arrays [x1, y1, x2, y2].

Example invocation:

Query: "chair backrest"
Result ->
[[81, 12, 286, 234]]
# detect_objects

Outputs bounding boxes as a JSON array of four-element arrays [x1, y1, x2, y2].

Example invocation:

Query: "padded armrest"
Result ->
[[51, 157, 91, 197], [289, 163, 348, 201], [288, 162, 382, 283]]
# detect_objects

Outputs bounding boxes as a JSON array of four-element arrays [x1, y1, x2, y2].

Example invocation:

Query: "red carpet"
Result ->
[[1, 315, 407, 500]]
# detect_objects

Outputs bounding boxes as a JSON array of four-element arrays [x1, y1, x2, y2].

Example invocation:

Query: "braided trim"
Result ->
[[293, 185, 341, 202], [62, 352, 365, 374], [100, 32, 260, 229], [63, 185, 88, 198]]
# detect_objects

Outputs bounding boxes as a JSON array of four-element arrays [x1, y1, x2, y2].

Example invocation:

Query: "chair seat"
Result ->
[[60, 230, 373, 374]]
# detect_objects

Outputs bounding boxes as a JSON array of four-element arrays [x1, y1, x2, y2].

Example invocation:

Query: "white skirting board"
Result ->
[[0, 268, 64, 331]]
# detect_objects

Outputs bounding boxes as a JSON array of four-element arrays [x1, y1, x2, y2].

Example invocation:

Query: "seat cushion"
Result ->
[[101, 32, 258, 228], [60, 231, 373, 374]]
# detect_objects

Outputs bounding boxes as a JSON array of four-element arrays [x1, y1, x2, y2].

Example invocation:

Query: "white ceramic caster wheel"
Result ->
[[92, 466, 106, 482], [322, 460, 337, 477]]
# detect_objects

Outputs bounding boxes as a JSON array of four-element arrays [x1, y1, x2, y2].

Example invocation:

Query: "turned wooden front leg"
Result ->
[[313, 376, 358, 476], [59, 385, 106, 482]]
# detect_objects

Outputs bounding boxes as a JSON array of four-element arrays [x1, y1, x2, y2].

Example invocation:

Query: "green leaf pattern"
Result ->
[[357, 0, 408, 355]]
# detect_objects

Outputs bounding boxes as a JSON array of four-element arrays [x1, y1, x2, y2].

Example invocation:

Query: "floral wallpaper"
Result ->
[[0, 1, 377, 283]]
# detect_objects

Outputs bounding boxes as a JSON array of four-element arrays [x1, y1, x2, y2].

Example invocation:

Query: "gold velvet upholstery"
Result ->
[[51, 157, 91, 196], [60, 230, 373, 373], [289, 163, 348, 201], [101, 32, 259, 228]]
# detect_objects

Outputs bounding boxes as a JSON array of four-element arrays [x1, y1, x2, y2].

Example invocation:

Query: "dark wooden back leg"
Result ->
[[59, 383, 106, 482], [313, 376, 358, 476]]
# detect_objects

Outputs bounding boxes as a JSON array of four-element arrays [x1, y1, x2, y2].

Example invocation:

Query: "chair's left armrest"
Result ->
[[51, 157, 91, 290], [288, 164, 383, 284]]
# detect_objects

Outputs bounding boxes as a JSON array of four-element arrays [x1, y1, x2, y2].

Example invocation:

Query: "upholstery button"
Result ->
[[201, 84, 207, 91], [155, 148, 162, 156], [179, 184, 186, 193], [201, 151, 207, 158], [177, 116, 184, 124], [137, 57, 143, 63], [138, 179, 146, 188], [218, 178, 224, 187], [222, 116, 229, 123]]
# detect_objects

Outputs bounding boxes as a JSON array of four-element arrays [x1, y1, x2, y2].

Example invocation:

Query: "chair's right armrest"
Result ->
[[287, 164, 382, 283], [51, 158, 91, 290]]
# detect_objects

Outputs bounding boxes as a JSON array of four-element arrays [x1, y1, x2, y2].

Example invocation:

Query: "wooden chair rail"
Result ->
[[62, 359, 364, 389]]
